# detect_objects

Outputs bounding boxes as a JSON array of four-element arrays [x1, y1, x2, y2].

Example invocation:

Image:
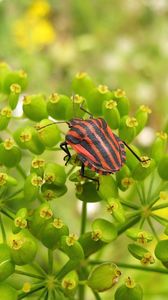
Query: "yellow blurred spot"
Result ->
[[159, 191, 168, 201], [156, 131, 167, 140], [12, 0, 55, 51], [22, 282, 31, 293], [140, 105, 152, 114], [27, 0, 50, 17]]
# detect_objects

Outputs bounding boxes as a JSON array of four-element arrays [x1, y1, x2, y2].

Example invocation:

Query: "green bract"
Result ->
[[3, 70, 28, 94], [36, 119, 61, 147], [128, 243, 155, 265], [126, 228, 153, 243], [9, 83, 21, 109], [60, 235, 84, 260], [102, 99, 120, 129], [14, 126, 45, 154], [72, 72, 95, 99], [115, 282, 143, 300], [98, 175, 118, 200], [0, 244, 15, 281], [119, 116, 138, 143], [113, 89, 130, 116], [135, 105, 151, 134], [0, 62, 11, 92], [62, 270, 79, 297], [44, 162, 66, 186], [86, 85, 112, 116], [13, 208, 28, 234], [79, 232, 105, 257], [158, 155, 168, 180], [0, 283, 18, 300], [24, 173, 43, 202], [23, 94, 48, 121], [0, 138, 21, 167], [106, 198, 125, 224], [88, 263, 121, 292], [92, 218, 117, 243], [151, 132, 167, 164], [47, 93, 72, 120], [155, 239, 168, 266], [76, 181, 102, 202], [132, 158, 155, 181], [29, 203, 53, 239], [116, 165, 134, 191], [41, 183, 67, 200], [41, 218, 69, 249], [8, 229, 37, 265], [0, 106, 12, 130]]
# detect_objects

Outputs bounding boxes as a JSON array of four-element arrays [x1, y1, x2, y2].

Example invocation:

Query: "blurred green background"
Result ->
[[0, 0, 168, 299], [0, 0, 168, 128]]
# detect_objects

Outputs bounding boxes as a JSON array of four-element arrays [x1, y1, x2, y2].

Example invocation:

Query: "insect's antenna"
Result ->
[[71, 94, 76, 118], [79, 104, 93, 118], [123, 141, 150, 163], [35, 121, 69, 131]]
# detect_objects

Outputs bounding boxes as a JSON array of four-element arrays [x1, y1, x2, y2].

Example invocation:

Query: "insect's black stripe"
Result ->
[[70, 127, 85, 138], [90, 120, 121, 168], [66, 134, 79, 144], [95, 118, 107, 130], [67, 127, 102, 165], [78, 122, 117, 169], [93, 118, 122, 166], [80, 140, 102, 165], [78, 153, 112, 175], [105, 129, 121, 160]]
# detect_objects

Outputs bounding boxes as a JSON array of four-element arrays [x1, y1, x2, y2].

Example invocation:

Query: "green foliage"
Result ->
[[0, 65, 168, 300]]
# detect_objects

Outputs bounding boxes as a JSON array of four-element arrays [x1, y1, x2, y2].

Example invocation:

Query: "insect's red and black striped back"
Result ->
[[66, 118, 126, 175]]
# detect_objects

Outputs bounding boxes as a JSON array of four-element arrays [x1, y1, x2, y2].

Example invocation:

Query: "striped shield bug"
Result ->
[[37, 103, 150, 189]]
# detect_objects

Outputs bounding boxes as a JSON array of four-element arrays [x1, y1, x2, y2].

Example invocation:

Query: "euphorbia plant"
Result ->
[[0, 65, 167, 300]]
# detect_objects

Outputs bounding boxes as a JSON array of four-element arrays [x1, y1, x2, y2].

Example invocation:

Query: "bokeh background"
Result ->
[[0, 0, 168, 299]]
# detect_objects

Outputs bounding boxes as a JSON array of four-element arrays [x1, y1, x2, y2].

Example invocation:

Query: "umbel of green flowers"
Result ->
[[0, 64, 167, 300]]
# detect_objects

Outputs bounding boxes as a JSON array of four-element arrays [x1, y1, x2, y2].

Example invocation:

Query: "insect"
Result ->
[[38, 105, 149, 189]]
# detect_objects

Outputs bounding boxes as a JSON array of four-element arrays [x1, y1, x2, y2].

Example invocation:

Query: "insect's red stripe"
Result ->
[[104, 127, 122, 166], [94, 119, 121, 166], [78, 153, 112, 175], [75, 124, 113, 171], [70, 124, 106, 166], [89, 120, 120, 170], [95, 118, 123, 168], [69, 126, 102, 165], [67, 140, 98, 164]]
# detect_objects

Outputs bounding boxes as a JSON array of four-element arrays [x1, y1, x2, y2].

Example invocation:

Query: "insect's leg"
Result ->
[[123, 141, 150, 163], [60, 142, 71, 165], [79, 104, 93, 118], [80, 163, 100, 190]]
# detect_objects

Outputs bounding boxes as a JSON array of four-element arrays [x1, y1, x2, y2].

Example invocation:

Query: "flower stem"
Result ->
[[152, 202, 168, 211], [151, 213, 168, 226], [15, 269, 44, 280], [136, 184, 144, 205], [66, 165, 76, 177], [0, 214, 6, 242], [16, 164, 27, 179], [120, 199, 140, 210], [48, 249, 54, 274], [18, 284, 45, 299], [80, 200, 87, 235], [1, 207, 15, 220], [118, 215, 141, 235], [89, 261, 168, 274], [147, 217, 159, 241], [115, 262, 168, 274], [92, 290, 102, 300]]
